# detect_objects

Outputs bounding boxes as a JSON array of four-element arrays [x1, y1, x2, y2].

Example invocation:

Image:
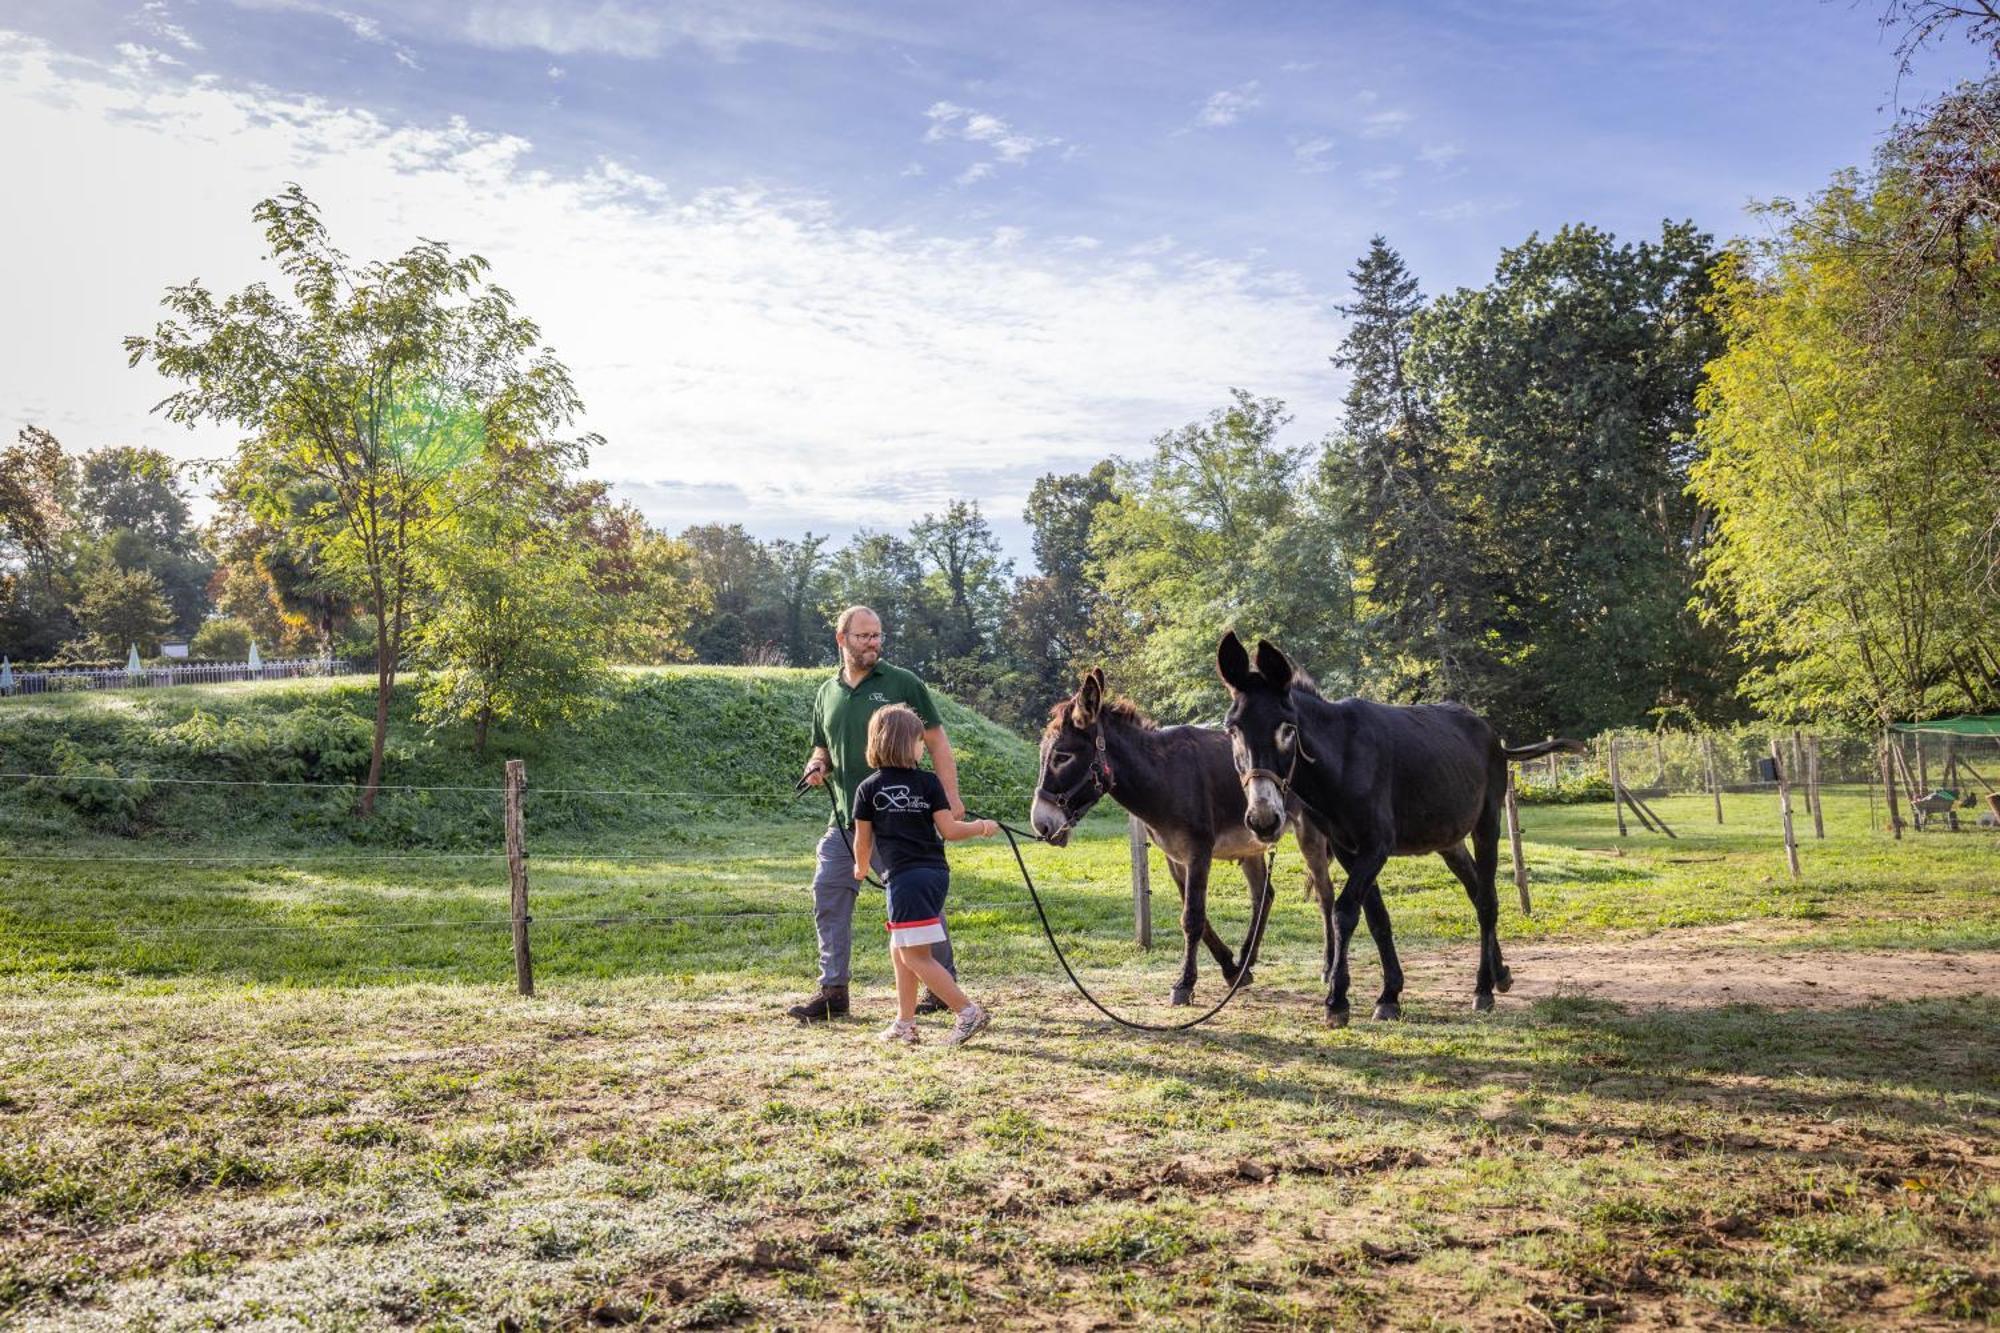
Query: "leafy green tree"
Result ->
[[1002, 461, 1117, 720], [1408, 221, 1735, 735], [0, 427, 79, 659], [679, 522, 782, 663], [126, 186, 592, 813], [911, 500, 1014, 664], [410, 482, 609, 754], [1092, 391, 1352, 719], [559, 484, 707, 664], [822, 530, 941, 672], [1692, 164, 2000, 722], [68, 566, 173, 659], [767, 534, 832, 667]]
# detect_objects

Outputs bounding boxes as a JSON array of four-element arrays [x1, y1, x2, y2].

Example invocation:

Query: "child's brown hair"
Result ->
[[866, 703, 925, 769]]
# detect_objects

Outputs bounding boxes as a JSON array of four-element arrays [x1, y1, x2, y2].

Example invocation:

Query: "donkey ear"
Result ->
[[1216, 631, 1253, 692], [1254, 639, 1294, 691], [1073, 669, 1103, 727]]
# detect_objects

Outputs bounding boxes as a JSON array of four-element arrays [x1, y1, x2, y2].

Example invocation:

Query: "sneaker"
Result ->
[[913, 991, 949, 1016], [943, 1002, 990, 1047], [878, 1018, 921, 1045]]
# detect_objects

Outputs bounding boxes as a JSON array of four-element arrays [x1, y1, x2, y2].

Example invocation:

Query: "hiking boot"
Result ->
[[913, 991, 948, 1016], [943, 1002, 990, 1047], [785, 984, 849, 1022], [878, 1018, 921, 1045]]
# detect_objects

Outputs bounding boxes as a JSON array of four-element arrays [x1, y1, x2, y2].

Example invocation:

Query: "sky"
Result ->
[[0, 1, 1987, 564]]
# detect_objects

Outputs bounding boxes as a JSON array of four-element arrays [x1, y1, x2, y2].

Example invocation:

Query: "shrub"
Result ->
[[190, 618, 255, 661]]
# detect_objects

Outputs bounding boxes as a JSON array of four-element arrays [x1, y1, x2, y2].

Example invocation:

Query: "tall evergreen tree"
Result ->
[[1322, 236, 1493, 705]]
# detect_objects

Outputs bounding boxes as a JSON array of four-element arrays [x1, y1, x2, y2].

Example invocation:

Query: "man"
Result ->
[[788, 605, 965, 1022]]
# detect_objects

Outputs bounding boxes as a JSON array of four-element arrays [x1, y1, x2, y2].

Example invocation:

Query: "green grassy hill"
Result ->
[[0, 667, 1041, 850]]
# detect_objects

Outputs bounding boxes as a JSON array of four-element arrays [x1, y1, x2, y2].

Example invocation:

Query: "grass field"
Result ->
[[1, 679, 1997, 1329]]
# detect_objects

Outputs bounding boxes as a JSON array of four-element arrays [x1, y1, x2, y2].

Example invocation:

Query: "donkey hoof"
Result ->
[[1496, 966, 1514, 994], [1324, 1004, 1350, 1029], [1224, 967, 1254, 990], [1169, 985, 1194, 1007], [1372, 1001, 1402, 1022], [1473, 992, 1495, 1013]]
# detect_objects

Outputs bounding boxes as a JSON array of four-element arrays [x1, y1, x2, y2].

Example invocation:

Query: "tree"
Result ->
[[767, 534, 831, 667], [1008, 462, 1116, 711], [1692, 165, 2000, 722], [1322, 237, 1494, 706], [911, 500, 1014, 663], [190, 616, 254, 661], [1091, 391, 1352, 719], [558, 484, 706, 664], [0, 427, 78, 660], [68, 566, 173, 659], [823, 530, 940, 672], [678, 523, 782, 663], [1407, 221, 1736, 736], [126, 186, 592, 813]]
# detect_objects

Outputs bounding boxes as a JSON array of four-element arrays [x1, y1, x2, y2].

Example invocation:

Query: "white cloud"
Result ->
[[136, 2, 203, 52], [0, 32, 1347, 543], [1418, 141, 1463, 168], [899, 162, 925, 177], [546, 63, 566, 79], [1291, 135, 1336, 173], [1362, 165, 1404, 188], [114, 42, 182, 70], [1420, 196, 1517, 223], [1360, 109, 1410, 138], [1195, 80, 1261, 128], [1279, 60, 1318, 73], [923, 100, 1060, 186]]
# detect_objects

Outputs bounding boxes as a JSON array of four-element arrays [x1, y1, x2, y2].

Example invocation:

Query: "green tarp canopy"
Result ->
[[1889, 714, 2000, 737]]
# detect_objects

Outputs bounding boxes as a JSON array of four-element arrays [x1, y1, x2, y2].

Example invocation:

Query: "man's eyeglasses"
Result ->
[[847, 632, 884, 643]]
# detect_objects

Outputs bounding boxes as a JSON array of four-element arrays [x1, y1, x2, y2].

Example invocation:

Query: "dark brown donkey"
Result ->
[[1216, 632, 1585, 1022], [1028, 668, 1343, 1007]]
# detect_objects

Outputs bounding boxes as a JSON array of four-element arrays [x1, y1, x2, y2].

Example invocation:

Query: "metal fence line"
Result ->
[[0, 771, 1033, 801], [0, 657, 362, 697]]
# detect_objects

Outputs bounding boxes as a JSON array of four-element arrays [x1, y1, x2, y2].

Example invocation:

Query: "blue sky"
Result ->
[[0, 1, 1986, 562]]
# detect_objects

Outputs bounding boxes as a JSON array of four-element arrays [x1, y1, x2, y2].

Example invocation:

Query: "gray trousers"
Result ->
[[812, 825, 955, 987]]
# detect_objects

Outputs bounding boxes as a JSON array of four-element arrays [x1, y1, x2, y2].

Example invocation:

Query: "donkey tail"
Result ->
[[1502, 737, 1588, 761]]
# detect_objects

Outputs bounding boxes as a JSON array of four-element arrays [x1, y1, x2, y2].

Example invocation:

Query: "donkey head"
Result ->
[[1031, 667, 1111, 846], [1216, 631, 1302, 842]]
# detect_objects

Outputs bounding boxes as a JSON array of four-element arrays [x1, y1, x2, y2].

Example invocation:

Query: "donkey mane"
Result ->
[[1045, 694, 1155, 736]]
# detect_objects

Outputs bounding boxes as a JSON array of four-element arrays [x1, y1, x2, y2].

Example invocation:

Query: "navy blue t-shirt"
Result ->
[[852, 767, 950, 878]]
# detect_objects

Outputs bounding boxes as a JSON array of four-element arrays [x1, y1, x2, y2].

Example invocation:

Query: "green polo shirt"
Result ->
[[811, 661, 943, 827]]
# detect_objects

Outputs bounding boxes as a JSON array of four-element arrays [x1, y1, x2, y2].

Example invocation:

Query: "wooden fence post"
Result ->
[[1772, 740, 1801, 879], [504, 758, 535, 997], [1608, 736, 1629, 837], [1882, 731, 1904, 840], [1807, 736, 1825, 840], [1504, 769, 1530, 915], [1654, 734, 1667, 789], [1546, 739, 1559, 790], [1791, 729, 1812, 825], [1129, 815, 1152, 950], [1703, 734, 1724, 825]]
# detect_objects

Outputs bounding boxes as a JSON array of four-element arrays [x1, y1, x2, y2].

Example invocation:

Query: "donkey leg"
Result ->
[[1473, 798, 1511, 994], [1439, 843, 1501, 1012], [1171, 855, 1212, 1006], [1223, 854, 1273, 985], [1324, 850, 1386, 1028], [1358, 881, 1405, 1021]]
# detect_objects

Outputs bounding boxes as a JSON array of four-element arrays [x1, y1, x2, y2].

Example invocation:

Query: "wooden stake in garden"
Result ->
[[504, 758, 535, 997], [1807, 736, 1825, 840], [1791, 729, 1813, 825], [1128, 814, 1152, 950], [1546, 738, 1559, 790], [1771, 740, 1801, 879], [1504, 769, 1530, 914]]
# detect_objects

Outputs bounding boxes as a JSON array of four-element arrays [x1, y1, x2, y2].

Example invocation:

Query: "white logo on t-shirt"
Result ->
[[868, 691, 889, 703], [873, 784, 930, 813]]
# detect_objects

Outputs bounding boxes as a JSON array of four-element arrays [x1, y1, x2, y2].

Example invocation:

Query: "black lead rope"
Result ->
[[978, 813, 1277, 1034], [797, 776, 885, 890], [797, 773, 1273, 1032]]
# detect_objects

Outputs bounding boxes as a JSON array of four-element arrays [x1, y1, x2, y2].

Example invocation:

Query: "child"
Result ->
[[850, 703, 998, 1046]]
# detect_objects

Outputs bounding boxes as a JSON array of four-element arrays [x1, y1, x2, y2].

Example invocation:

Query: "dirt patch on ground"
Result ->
[[1397, 923, 2000, 1012]]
